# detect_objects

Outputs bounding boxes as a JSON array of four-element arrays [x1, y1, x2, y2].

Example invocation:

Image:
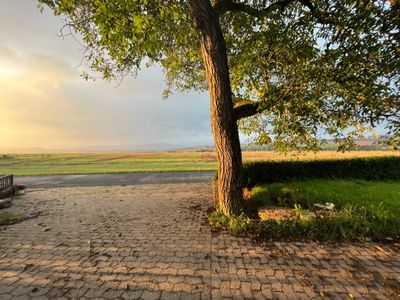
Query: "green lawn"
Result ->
[[210, 179, 400, 241], [251, 179, 400, 214]]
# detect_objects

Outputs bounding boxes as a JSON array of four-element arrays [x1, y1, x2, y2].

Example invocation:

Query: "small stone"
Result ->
[[313, 202, 335, 211], [0, 198, 12, 209], [300, 210, 317, 222]]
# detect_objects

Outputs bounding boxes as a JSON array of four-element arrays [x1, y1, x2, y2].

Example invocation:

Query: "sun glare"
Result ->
[[0, 64, 20, 78]]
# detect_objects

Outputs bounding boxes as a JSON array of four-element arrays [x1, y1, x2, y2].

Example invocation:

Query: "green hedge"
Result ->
[[243, 156, 400, 186]]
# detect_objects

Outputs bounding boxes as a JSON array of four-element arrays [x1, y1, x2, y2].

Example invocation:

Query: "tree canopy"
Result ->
[[39, 0, 399, 150]]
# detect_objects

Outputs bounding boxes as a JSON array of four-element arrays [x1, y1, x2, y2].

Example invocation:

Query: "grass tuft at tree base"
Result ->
[[210, 180, 400, 242], [0, 213, 25, 226]]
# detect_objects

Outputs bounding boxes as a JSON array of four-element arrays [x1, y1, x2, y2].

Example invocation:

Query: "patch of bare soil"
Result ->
[[258, 207, 295, 221]]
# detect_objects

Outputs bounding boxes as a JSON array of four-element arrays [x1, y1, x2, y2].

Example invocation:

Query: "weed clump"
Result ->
[[0, 213, 25, 225]]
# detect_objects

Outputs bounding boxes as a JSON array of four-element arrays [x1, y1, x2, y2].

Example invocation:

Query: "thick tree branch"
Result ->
[[233, 98, 269, 120], [213, 0, 333, 25], [297, 0, 333, 24], [213, 0, 294, 17]]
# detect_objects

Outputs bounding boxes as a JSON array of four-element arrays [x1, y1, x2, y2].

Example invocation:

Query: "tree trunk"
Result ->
[[188, 0, 243, 216]]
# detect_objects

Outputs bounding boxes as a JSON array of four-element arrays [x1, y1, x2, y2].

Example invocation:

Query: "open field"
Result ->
[[0, 151, 399, 176]]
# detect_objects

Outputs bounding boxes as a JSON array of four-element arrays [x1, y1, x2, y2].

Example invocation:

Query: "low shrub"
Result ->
[[209, 211, 253, 235], [243, 156, 400, 187]]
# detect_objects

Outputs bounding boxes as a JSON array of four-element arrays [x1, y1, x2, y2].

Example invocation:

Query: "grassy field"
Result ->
[[0, 151, 398, 176]]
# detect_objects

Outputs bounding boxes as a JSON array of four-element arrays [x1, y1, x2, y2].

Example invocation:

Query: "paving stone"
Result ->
[[159, 290, 180, 300], [141, 290, 161, 300], [0, 293, 14, 300], [11, 286, 33, 297], [121, 289, 143, 299], [0, 280, 16, 299], [30, 296, 49, 300], [0, 183, 398, 300]]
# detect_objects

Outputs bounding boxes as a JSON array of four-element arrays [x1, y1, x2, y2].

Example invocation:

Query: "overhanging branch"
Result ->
[[213, 0, 294, 17], [213, 0, 333, 25], [233, 98, 269, 120], [297, 0, 333, 24]]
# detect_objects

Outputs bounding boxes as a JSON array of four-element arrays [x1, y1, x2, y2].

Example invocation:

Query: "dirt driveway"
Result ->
[[0, 183, 399, 299]]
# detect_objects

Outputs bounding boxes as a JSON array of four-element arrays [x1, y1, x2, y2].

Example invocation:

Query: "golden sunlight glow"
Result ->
[[0, 51, 81, 148], [0, 64, 21, 77]]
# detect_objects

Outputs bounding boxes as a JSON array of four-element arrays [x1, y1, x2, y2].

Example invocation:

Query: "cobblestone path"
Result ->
[[0, 183, 399, 299]]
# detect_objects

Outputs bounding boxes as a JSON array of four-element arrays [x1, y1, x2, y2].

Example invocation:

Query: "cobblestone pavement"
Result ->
[[0, 183, 399, 300]]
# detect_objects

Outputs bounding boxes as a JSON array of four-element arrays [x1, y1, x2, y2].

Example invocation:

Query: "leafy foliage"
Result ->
[[38, 0, 204, 93], [209, 211, 253, 234], [229, 1, 400, 151], [243, 156, 400, 186], [38, 0, 399, 150]]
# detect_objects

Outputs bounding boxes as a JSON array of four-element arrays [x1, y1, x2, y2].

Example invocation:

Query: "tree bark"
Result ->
[[188, 0, 243, 216]]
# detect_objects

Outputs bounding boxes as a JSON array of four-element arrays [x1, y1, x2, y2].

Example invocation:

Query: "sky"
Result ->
[[0, 1, 214, 150]]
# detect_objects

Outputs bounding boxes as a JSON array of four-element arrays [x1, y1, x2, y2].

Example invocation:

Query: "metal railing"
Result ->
[[0, 175, 13, 192]]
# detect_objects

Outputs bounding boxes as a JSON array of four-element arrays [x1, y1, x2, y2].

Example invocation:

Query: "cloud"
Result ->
[[26, 52, 78, 79], [0, 1, 213, 150], [0, 47, 212, 149], [0, 45, 16, 59]]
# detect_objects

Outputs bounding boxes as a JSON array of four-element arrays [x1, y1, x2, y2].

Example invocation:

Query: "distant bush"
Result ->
[[243, 156, 400, 186], [0, 155, 14, 159]]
